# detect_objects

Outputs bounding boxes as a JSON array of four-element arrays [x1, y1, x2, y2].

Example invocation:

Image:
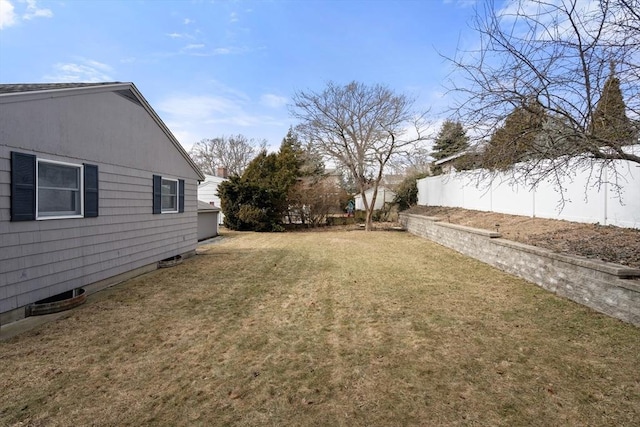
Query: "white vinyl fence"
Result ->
[[417, 152, 640, 229]]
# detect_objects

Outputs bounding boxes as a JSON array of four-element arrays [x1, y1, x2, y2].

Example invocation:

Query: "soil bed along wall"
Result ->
[[405, 206, 640, 269]]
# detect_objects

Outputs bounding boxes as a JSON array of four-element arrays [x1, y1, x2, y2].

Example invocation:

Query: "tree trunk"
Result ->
[[365, 207, 374, 231], [363, 182, 380, 232]]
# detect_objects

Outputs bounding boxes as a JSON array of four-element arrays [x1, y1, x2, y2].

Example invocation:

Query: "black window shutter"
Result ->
[[10, 152, 36, 221], [153, 175, 162, 214], [84, 164, 99, 217], [179, 179, 185, 213]]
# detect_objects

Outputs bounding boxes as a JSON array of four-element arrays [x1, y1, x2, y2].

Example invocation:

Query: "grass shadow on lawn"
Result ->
[[1, 230, 639, 426]]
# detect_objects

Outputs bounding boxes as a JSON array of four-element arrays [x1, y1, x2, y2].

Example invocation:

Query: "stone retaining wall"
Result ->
[[399, 213, 640, 326]]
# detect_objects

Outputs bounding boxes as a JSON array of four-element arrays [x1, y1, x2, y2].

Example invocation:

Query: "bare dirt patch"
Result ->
[[405, 205, 640, 269]]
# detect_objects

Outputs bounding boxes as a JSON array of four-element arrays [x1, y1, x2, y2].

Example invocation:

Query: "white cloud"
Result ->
[[158, 94, 283, 128], [22, 0, 52, 20], [260, 93, 288, 109], [457, 0, 477, 7], [209, 46, 252, 56], [183, 18, 193, 25], [158, 95, 240, 122], [1, 0, 52, 29], [230, 12, 238, 23], [497, 0, 601, 41], [0, 0, 17, 29], [443, 0, 476, 7], [44, 59, 114, 83], [184, 43, 205, 50], [156, 89, 289, 149]]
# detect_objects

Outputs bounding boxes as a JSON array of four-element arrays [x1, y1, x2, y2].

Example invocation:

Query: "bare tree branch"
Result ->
[[291, 81, 429, 230], [189, 134, 266, 177], [445, 0, 639, 204]]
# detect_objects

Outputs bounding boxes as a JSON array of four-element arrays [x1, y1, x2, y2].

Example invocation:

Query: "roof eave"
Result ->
[[126, 83, 205, 180]]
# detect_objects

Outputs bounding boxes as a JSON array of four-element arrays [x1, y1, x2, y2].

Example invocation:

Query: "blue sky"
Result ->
[[0, 0, 481, 152]]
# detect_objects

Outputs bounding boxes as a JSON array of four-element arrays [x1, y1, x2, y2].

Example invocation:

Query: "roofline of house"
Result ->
[[434, 150, 469, 166], [199, 180, 227, 189], [197, 201, 221, 212], [203, 174, 229, 181], [353, 186, 396, 197], [0, 82, 205, 181]]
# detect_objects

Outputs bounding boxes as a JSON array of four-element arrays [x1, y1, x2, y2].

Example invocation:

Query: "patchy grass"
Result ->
[[1, 230, 639, 426]]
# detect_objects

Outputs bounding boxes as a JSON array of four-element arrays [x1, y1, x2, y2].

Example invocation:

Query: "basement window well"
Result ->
[[26, 288, 86, 316]]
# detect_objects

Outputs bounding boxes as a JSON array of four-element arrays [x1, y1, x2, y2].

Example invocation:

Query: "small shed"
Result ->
[[197, 201, 220, 241], [354, 186, 396, 211]]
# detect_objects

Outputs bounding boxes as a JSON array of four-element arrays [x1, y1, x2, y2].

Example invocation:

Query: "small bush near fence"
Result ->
[[326, 216, 357, 226]]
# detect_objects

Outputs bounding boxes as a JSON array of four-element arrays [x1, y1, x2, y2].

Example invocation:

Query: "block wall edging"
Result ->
[[399, 213, 640, 326]]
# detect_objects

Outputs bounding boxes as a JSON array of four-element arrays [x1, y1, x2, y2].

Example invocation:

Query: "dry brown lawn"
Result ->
[[1, 230, 639, 426]]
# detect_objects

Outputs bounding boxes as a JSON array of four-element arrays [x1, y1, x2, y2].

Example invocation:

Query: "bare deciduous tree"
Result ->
[[189, 134, 266, 177], [291, 81, 428, 230], [385, 143, 433, 176], [287, 177, 348, 227], [447, 0, 640, 198]]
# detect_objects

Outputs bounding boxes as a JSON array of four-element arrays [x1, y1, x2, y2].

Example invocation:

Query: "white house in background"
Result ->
[[354, 186, 397, 211], [197, 171, 228, 224]]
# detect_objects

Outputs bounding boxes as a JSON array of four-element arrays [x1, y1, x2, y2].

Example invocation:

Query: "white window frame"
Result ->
[[161, 177, 179, 213], [36, 159, 84, 220]]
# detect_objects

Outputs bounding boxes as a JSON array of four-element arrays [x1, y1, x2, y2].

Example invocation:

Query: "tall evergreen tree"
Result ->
[[482, 99, 547, 170], [218, 129, 323, 231], [432, 120, 469, 161], [219, 151, 287, 232], [589, 63, 635, 147]]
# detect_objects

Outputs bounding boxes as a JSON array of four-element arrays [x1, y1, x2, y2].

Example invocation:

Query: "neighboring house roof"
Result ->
[[354, 186, 396, 197], [198, 200, 220, 212], [381, 174, 404, 187], [199, 181, 220, 190], [202, 174, 228, 184], [0, 82, 205, 181], [434, 145, 485, 167], [434, 150, 469, 166]]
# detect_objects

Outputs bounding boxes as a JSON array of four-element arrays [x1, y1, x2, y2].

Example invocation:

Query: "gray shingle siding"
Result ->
[[0, 83, 202, 316], [0, 148, 199, 315]]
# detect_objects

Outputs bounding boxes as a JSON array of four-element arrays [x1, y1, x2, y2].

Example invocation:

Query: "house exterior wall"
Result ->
[[0, 87, 201, 318], [354, 187, 397, 211], [197, 175, 227, 224]]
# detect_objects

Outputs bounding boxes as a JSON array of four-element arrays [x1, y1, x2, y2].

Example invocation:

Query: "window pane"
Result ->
[[162, 195, 177, 210], [39, 163, 79, 189], [161, 179, 177, 211], [37, 162, 82, 217], [39, 188, 80, 216], [162, 180, 177, 195]]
